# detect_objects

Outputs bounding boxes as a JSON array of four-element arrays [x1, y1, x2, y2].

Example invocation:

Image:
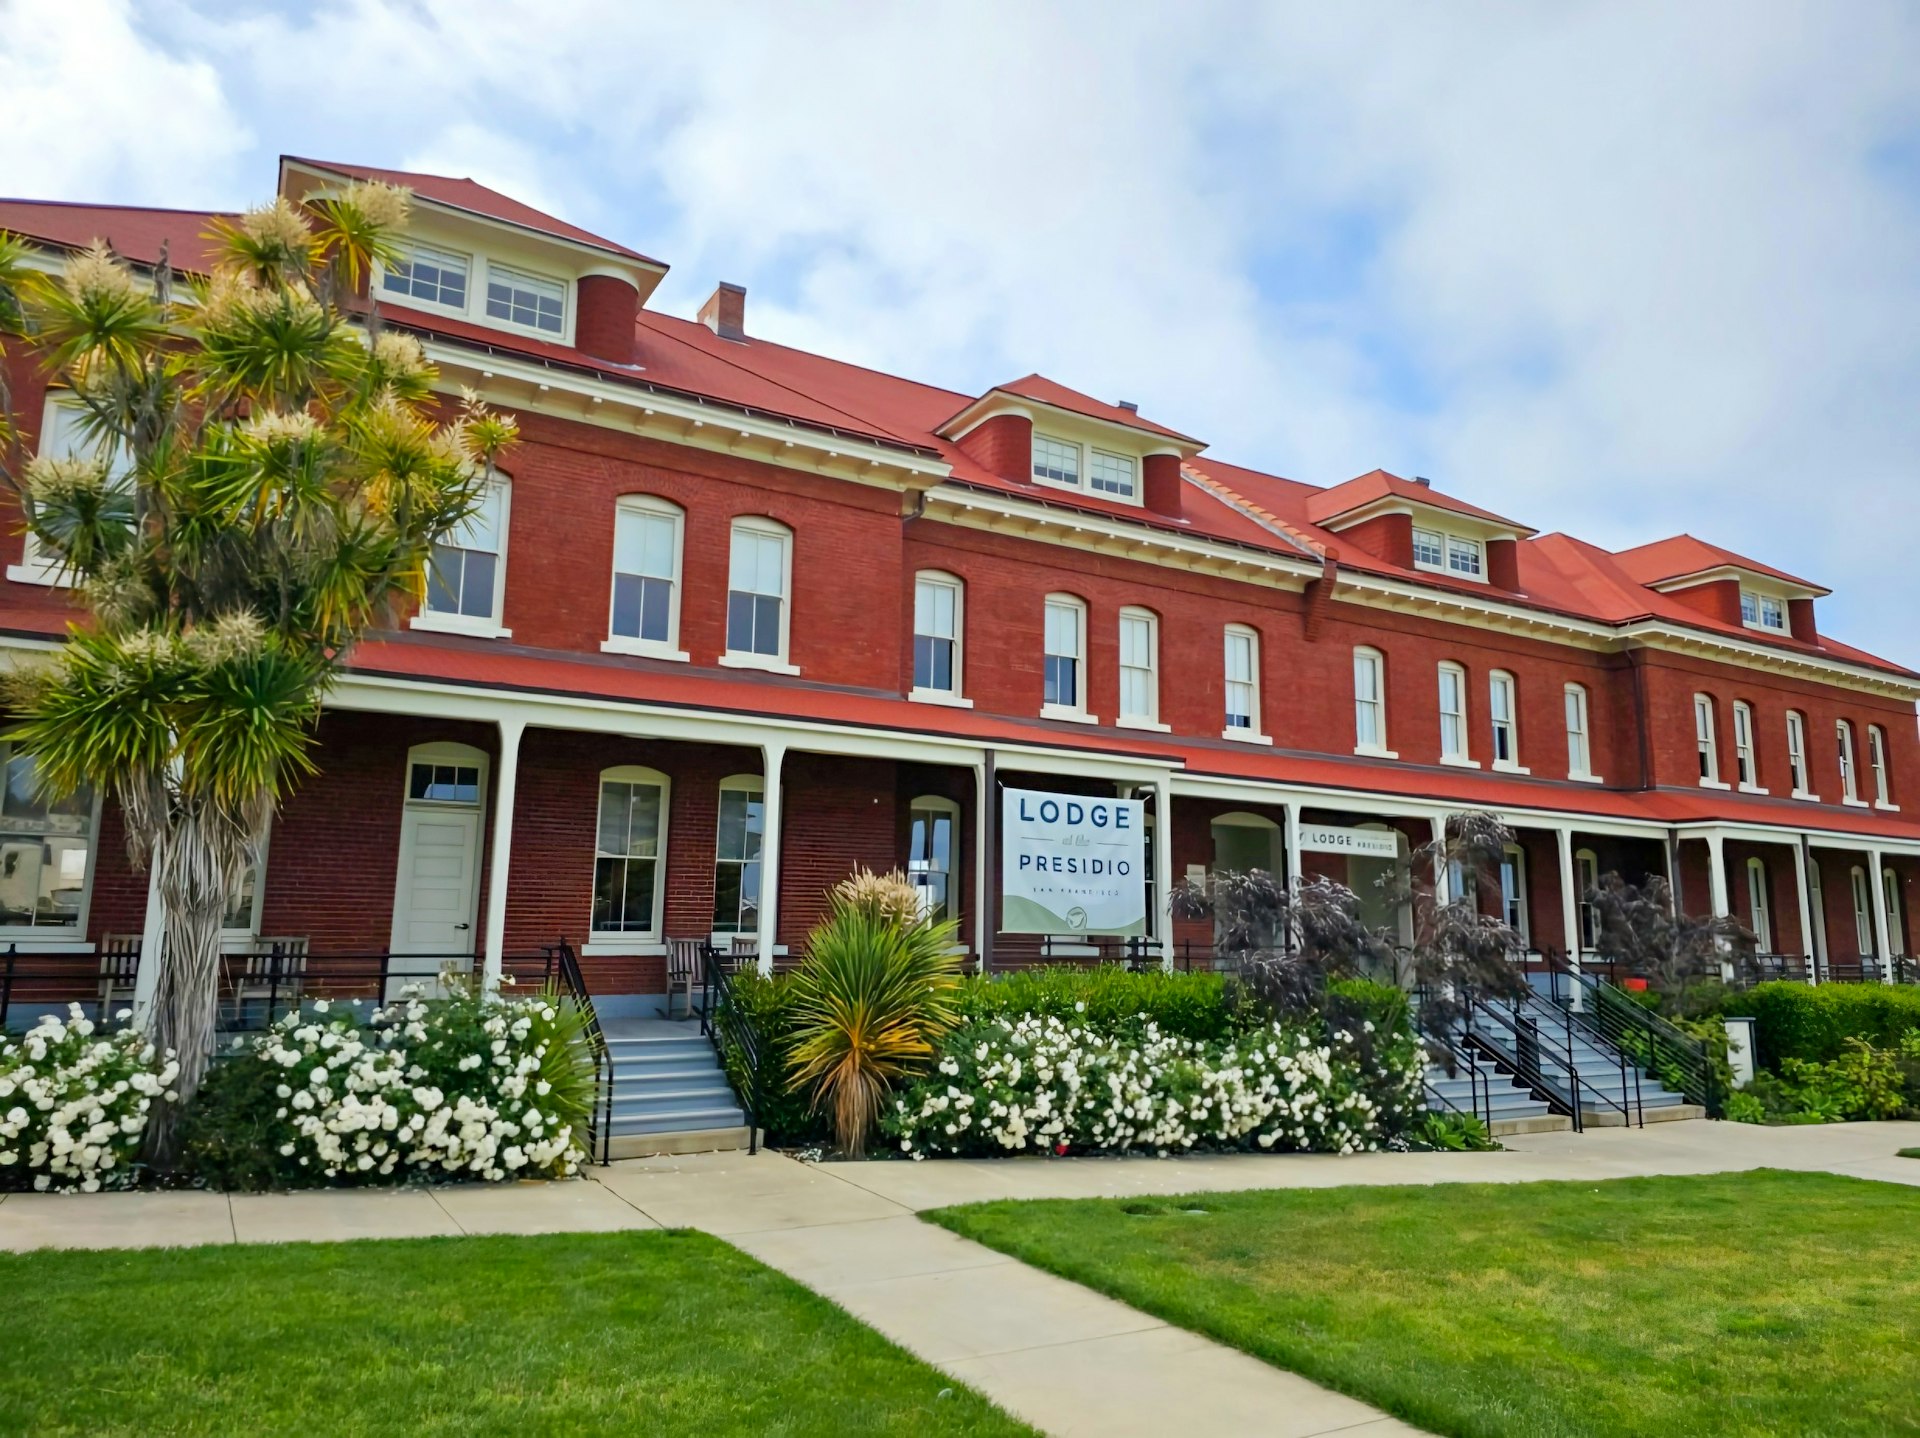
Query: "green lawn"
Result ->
[[0, 1229, 1030, 1437], [930, 1170, 1920, 1438]]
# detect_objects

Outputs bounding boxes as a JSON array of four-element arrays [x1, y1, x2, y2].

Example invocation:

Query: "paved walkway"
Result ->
[[2, 1119, 1915, 1436]]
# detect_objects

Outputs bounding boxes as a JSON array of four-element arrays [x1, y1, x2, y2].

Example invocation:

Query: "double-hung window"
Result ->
[[382, 242, 470, 309], [1884, 868, 1906, 956], [1695, 694, 1721, 784], [14, 394, 133, 585], [1565, 683, 1593, 778], [1042, 595, 1087, 717], [724, 518, 793, 668], [1117, 607, 1161, 727], [0, 742, 95, 933], [1747, 857, 1773, 952], [1740, 590, 1787, 632], [485, 263, 566, 335], [907, 797, 961, 924], [423, 478, 509, 632], [1869, 725, 1893, 807], [712, 777, 764, 935], [1851, 866, 1874, 954], [1223, 625, 1263, 739], [1446, 536, 1483, 578], [1499, 844, 1530, 943], [607, 496, 684, 656], [1412, 527, 1445, 569], [912, 572, 964, 698], [1489, 671, 1519, 768], [1353, 647, 1386, 752], [592, 768, 668, 939], [1438, 662, 1470, 763], [1576, 848, 1601, 949], [1838, 720, 1861, 803], [1732, 701, 1758, 788], [1787, 711, 1811, 795], [1088, 449, 1136, 498], [1032, 435, 1080, 488]]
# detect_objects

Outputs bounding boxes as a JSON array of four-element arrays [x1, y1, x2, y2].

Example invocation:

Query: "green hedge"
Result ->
[[954, 966, 1250, 1042], [1738, 982, 1920, 1068], [714, 973, 828, 1148]]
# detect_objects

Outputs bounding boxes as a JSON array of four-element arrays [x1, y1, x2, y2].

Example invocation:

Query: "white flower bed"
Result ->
[[237, 992, 588, 1184], [0, 1006, 178, 1193], [885, 1013, 1422, 1159]]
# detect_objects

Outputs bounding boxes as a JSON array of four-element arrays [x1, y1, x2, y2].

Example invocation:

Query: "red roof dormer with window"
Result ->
[[1614, 534, 1828, 644]]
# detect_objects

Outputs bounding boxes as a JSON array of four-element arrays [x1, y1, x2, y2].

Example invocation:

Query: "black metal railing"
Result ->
[[1422, 1026, 1495, 1130], [1540, 958, 1715, 1117], [1454, 994, 1588, 1132], [699, 944, 762, 1155], [541, 939, 613, 1166]]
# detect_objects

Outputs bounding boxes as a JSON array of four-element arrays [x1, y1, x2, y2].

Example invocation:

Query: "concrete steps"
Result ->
[[1477, 994, 1706, 1124], [1425, 1052, 1571, 1135], [598, 1022, 752, 1152]]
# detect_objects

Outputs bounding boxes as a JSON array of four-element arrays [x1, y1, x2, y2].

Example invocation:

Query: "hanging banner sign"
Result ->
[[1001, 787, 1146, 936], [1297, 824, 1401, 860]]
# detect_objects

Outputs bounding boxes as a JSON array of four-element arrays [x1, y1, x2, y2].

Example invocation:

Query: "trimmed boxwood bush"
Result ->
[[954, 966, 1250, 1042], [1739, 981, 1920, 1068]]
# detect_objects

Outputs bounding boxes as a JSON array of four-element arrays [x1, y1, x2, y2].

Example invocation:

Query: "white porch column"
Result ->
[[129, 859, 166, 1029], [1790, 837, 1817, 984], [1868, 846, 1894, 984], [972, 760, 991, 974], [481, 717, 524, 990], [1282, 800, 1302, 955], [1151, 773, 1174, 971], [1556, 826, 1584, 1010], [754, 741, 786, 977], [1705, 831, 1732, 982], [1430, 815, 1449, 904]]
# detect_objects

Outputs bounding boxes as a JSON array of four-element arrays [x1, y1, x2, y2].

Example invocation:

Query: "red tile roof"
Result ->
[[987, 374, 1199, 443], [1305, 468, 1534, 535], [283, 157, 664, 269], [1613, 533, 1826, 594], [0, 200, 227, 272]]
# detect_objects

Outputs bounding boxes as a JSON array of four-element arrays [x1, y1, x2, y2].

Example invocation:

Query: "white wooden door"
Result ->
[[393, 806, 482, 953]]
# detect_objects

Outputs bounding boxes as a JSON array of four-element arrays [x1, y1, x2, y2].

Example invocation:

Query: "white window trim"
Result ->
[[1030, 431, 1142, 506], [1563, 683, 1601, 783], [481, 259, 571, 341], [1838, 719, 1866, 807], [906, 794, 963, 925], [1732, 700, 1767, 794], [721, 516, 798, 674], [709, 773, 765, 941], [1869, 725, 1898, 811], [1352, 646, 1396, 758], [1883, 868, 1906, 957], [0, 743, 103, 944], [1851, 865, 1873, 954], [10, 392, 128, 588], [1412, 526, 1488, 584], [1694, 693, 1728, 789], [1437, 661, 1478, 768], [1040, 593, 1096, 722], [1746, 856, 1773, 952], [909, 569, 970, 708], [1222, 623, 1271, 745], [1575, 848, 1601, 951], [589, 763, 671, 946], [221, 816, 272, 943], [1115, 606, 1169, 732], [1786, 711, 1818, 800], [1488, 669, 1527, 774], [1500, 843, 1530, 944], [377, 244, 579, 348], [1739, 588, 1789, 634], [376, 241, 475, 322], [411, 475, 513, 639], [601, 495, 690, 663]]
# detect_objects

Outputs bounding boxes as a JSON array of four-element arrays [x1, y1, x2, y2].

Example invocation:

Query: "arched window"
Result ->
[[906, 796, 962, 924], [1438, 662, 1470, 763], [592, 766, 670, 939], [911, 571, 965, 699], [1223, 625, 1265, 740], [1694, 694, 1720, 785], [724, 516, 794, 668], [1117, 607, 1161, 728], [1564, 684, 1593, 779], [1746, 856, 1772, 952], [712, 774, 764, 936], [1489, 670, 1519, 769], [1353, 647, 1387, 753], [1042, 594, 1089, 718], [422, 472, 510, 634], [606, 495, 686, 658], [1837, 721, 1860, 803]]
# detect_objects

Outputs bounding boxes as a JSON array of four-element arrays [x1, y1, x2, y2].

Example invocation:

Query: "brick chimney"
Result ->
[[699, 281, 746, 341]]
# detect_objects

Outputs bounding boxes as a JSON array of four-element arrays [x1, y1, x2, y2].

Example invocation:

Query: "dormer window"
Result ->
[[1089, 450, 1136, 499], [382, 242, 470, 309], [1740, 590, 1786, 632], [1447, 536, 1483, 578], [1412, 528, 1444, 568], [1032, 434, 1080, 488], [485, 264, 566, 335], [1410, 526, 1486, 582]]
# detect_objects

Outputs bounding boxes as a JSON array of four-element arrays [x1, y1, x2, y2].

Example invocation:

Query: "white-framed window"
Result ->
[[1576, 848, 1601, 950], [1499, 843, 1530, 943], [724, 517, 794, 669], [484, 262, 566, 336], [421, 477, 510, 634], [605, 495, 685, 658], [381, 241, 470, 310], [1438, 662, 1470, 763], [1869, 725, 1893, 807], [12, 393, 134, 586], [907, 795, 961, 925], [1353, 646, 1386, 752], [223, 819, 271, 939], [912, 571, 964, 699], [1851, 864, 1874, 954], [1489, 670, 1519, 768], [1786, 710, 1811, 796], [1117, 607, 1161, 728], [712, 775, 764, 936], [1694, 694, 1721, 785], [1447, 536, 1483, 578], [1223, 625, 1263, 738], [1740, 590, 1786, 632], [1564, 683, 1594, 779], [1732, 701, 1758, 788], [1042, 594, 1088, 717], [0, 741, 96, 934], [1089, 449, 1137, 498], [1883, 868, 1906, 957], [1746, 856, 1772, 952], [592, 766, 669, 939], [1412, 527, 1444, 569], [1032, 434, 1080, 489], [1838, 720, 1860, 803]]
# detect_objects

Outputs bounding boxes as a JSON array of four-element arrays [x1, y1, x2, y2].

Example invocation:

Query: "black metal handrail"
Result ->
[[699, 945, 762, 1155], [541, 940, 612, 1167], [1455, 994, 1586, 1133], [1541, 958, 1714, 1118], [1505, 984, 1642, 1127], [1422, 1026, 1495, 1130]]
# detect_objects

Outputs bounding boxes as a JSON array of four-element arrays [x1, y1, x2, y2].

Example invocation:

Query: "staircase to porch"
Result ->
[[1424, 1052, 1571, 1136], [601, 1018, 753, 1159]]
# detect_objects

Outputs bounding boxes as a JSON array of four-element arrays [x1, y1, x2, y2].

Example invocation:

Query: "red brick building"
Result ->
[[2, 156, 1917, 1019]]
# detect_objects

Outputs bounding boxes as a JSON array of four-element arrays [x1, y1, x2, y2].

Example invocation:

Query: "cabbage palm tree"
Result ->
[[0, 191, 516, 1153]]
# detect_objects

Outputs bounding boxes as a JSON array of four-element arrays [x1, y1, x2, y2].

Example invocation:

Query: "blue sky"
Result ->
[[7, 0, 1920, 668]]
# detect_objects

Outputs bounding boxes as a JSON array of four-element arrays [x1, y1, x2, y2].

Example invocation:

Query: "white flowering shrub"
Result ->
[[883, 1012, 1423, 1159], [0, 1005, 179, 1193], [178, 986, 594, 1189]]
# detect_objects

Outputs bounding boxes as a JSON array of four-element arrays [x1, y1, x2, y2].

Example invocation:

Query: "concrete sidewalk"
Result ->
[[2, 1120, 1915, 1437]]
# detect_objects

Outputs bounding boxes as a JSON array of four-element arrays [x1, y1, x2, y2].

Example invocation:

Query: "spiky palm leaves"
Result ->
[[0, 187, 517, 1146]]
